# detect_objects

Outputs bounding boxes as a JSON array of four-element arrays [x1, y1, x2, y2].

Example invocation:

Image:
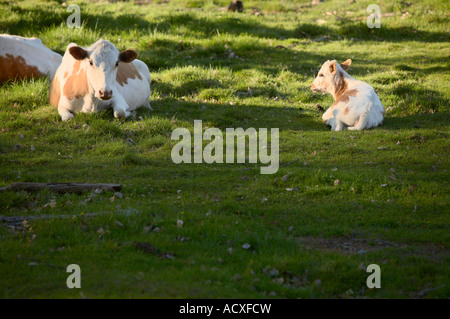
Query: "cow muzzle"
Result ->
[[310, 84, 319, 92], [99, 90, 113, 100]]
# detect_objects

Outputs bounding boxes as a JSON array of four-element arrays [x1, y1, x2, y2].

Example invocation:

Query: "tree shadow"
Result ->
[[335, 20, 449, 43], [139, 95, 449, 134], [3, 3, 448, 44], [142, 97, 325, 132], [0, 3, 66, 35], [388, 83, 449, 115], [155, 79, 224, 97]]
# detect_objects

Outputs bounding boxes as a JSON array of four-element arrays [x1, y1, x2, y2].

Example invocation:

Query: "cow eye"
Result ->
[[319, 73, 324, 77], [89, 60, 93, 66], [115, 61, 119, 67]]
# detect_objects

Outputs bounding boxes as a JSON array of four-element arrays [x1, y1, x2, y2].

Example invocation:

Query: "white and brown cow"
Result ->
[[49, 39, 151, 121], [310, 59, 385, 131], [0, 34, 62, 83]]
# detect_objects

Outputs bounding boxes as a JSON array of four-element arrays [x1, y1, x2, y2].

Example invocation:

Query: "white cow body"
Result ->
[[0, 34, 62, 83], [50, 39, 151, 121], [311, 59, 385, 131]]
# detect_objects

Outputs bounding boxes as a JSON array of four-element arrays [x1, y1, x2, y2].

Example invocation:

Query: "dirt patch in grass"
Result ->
[[297, 236, 401, 254], [296, 236, 449, 261]]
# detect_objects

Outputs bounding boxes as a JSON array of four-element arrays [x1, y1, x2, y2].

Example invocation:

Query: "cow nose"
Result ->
[[99, 90, 113, 100]]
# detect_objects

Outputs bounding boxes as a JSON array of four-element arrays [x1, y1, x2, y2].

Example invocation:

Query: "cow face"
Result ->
[[310, 59, 351, 94], [69, 40, 137, 101]]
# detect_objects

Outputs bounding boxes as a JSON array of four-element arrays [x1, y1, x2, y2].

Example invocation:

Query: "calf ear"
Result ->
[[341, 59, 352, 71], [118, 49, 138, 63], [69, 46, 88, 60], [329, 61, 337, 75]]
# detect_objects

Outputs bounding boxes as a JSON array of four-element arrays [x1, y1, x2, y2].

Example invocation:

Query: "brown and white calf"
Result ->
[[310, 59, 385, 131], [49, 39, 151, 121], [0, 34, 62, 83]]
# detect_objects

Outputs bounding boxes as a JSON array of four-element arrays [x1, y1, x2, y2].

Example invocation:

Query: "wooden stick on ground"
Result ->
[[1, 209, 139, 226], [0, 182, 122, 194]]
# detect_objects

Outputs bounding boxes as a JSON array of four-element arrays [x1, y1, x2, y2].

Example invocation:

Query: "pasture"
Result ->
[[0, 0, 449, 298]]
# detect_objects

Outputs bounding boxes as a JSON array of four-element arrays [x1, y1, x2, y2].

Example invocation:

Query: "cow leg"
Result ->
[[326, 117, 345, 131], [58, 105, 74, 121], [331, 109, 346, 131], [325, 118, 335, 129], [322, 106, 334, 123], [111, 94, 129, 119], [333, 120, 345, 131], [81, 96, 96, 113]]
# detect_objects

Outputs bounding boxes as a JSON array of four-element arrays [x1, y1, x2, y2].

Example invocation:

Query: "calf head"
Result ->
[[68, 39, 137, 101], [310, 59, 352, 97]]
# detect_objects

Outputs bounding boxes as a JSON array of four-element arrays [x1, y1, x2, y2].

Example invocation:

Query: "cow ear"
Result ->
[[329, 61, 336, 75], [329, 61, 337, 74], [69, 46, 88, 60], [341, 59, 352, 71], [118, 49, 138, 63]]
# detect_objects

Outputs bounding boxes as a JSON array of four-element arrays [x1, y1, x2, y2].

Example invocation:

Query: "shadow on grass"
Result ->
[[74, 11, 450, 43], [4, 4, 448, 45], [145, 97, 324, 132], [335, 21, 449, 43], [155, 79, 224, 97], [138, 37, 328, 76], [392, 62, 450, 76], [140, 96, 449, 134], [5, 4, 448, 79], [385, 83, 449, 115]]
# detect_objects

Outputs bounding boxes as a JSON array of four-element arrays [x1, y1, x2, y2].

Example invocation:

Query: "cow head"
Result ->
[[68, 39, 137, 101], [310, 59, 352, 95]]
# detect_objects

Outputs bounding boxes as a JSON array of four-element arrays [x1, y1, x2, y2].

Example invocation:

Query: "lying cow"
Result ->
[[0, 34, 62, 83], [310, 59, 385, 131], [49, 39, 151, 121]]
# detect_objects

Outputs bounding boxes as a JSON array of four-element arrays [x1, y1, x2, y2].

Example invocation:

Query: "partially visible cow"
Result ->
[[0, 34, 62, 83], [310, 59, 385, 131], [49, 39, 152, 121]]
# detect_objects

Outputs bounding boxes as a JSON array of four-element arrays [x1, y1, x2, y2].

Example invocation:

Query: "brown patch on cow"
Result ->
[[337, 89, 359, 105], [63, 72, 69, 79], [116, 62, 143, 87], [63, 60, 89, 100], [0, 54, 44, 83], [333, 72, 348, 101], [49, 76, 60, 107], [344, 107, 350, 115]]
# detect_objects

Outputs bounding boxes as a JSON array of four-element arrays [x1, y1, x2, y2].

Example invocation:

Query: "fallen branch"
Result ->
[[281, 158, 300, 168], [0, 209, 139, 226], [0, 182, 122, 194]]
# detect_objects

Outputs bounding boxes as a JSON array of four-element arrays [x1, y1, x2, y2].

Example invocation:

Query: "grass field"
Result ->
[[0, 0, 449, 298]]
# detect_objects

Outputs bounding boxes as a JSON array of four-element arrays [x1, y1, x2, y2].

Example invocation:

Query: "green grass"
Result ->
[[0, 0, 449, 298]]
